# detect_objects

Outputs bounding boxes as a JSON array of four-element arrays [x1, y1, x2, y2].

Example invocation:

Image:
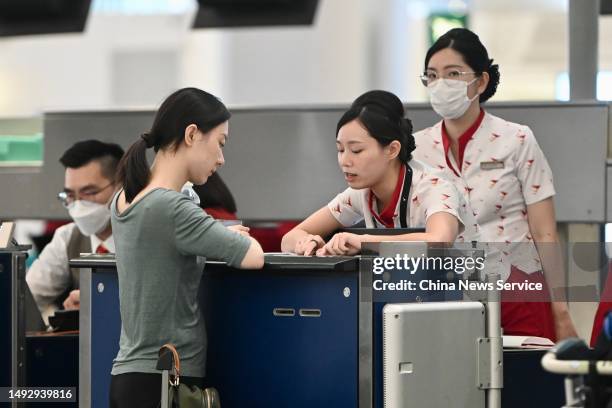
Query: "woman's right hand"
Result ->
[[294, 234, 325, 256]]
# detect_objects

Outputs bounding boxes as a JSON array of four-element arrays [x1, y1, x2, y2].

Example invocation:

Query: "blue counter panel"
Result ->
[[91, 271, 121, 408], [201, 268, 359, 408]]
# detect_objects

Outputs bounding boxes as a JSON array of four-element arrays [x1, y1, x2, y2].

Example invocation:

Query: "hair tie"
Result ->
[[141, 132, 154, 149]]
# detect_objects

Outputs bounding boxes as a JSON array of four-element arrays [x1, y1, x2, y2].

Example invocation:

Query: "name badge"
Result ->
[[480, 161, 504, 170]]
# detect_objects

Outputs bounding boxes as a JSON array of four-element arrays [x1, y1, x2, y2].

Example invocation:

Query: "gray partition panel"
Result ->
[[220, 109, 346, 219], [0, 102, 608, 222]]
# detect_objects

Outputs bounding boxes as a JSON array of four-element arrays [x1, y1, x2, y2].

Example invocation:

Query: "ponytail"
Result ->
[[116, 135, 152, 203]]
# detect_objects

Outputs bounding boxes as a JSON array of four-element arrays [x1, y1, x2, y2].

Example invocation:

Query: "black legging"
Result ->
[[109, 372, 205, 408]]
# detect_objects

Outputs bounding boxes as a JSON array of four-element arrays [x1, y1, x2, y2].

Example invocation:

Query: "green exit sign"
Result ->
[[0, 134, 44, 167]]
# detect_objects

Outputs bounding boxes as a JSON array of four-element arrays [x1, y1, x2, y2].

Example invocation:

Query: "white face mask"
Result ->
[[427, 78, 479, 120], [67, 200, 111, 237], [181, 182, 200, 205]]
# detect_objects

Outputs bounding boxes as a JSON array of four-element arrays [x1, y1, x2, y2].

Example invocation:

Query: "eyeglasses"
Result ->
[[420, 70, 480, 86], [57, 183, 113, 208]]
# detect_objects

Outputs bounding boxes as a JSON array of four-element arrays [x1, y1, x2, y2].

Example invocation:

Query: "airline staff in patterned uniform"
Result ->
[[282, 90, 478, 256], [412, 28, 577, 341]]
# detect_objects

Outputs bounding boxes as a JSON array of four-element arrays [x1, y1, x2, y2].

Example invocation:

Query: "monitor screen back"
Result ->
[[383, 302, 485, 408]]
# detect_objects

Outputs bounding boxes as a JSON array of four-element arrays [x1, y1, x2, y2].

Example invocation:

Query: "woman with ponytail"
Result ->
[[281, 89, 478, 256], [109, 87, 264, 408], [412, 28, 577, 341]]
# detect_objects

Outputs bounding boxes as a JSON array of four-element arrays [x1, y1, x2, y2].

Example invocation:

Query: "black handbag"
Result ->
[[156, 343, 221, 408]]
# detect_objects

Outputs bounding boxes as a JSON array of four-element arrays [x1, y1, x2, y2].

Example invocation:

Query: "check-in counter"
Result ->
[[72, 254, 363, 408], [1, 247, 29, 394], [72, 253, 564, 408], [2, 246, 80, 408]]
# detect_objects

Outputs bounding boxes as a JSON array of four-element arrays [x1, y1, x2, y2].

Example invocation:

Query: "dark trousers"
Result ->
[[109, 372, 205, 408]]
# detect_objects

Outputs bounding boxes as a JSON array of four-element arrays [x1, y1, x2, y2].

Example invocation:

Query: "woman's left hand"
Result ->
[[316, 232, 363, 256], [227, 224, 251, 237], [551, 301, 578, 340]]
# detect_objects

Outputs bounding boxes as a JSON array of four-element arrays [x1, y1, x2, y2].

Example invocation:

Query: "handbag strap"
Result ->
[[158, 343, 181, 386]]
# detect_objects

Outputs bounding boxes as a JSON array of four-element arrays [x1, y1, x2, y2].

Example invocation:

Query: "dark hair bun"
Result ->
[[337, 90, 416, 163], [353, 90, 404, 118], [480, 59, 500, 103]]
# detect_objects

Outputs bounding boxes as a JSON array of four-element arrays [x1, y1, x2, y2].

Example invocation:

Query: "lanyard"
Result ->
[[370, 164, 413, 229]]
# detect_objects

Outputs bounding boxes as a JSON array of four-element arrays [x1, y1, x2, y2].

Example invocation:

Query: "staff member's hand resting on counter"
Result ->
[[108, 87, 263, 408], [281, 90, 478, 256]]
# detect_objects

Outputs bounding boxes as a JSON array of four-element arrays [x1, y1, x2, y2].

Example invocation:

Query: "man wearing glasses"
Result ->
[[26, 140, 124, 324]]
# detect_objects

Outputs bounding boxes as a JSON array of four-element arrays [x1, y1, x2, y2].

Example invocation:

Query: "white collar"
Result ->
[[90, 233, 115, 253]]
